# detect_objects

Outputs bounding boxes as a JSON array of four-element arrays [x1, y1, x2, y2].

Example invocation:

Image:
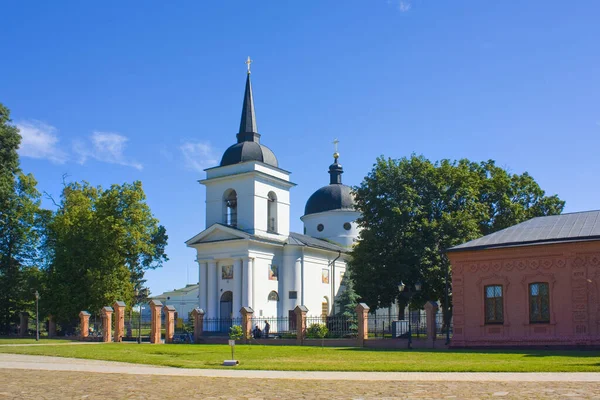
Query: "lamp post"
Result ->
[[398, 281, 422, 349], [34, 291, 40, 342], [444, 262, 450, 345], [135, 288, 148, 344]]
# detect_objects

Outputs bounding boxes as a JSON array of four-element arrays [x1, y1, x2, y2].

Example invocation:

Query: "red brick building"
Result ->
[[447, 210, 600, 347]]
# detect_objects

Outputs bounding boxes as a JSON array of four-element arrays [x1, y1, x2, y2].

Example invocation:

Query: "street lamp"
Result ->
[[398, 281, 422, 349], [34, 291, 40, 342], [135, 288, 149, 344]]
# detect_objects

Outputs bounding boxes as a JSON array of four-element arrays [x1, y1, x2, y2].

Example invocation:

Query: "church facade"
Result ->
[[186, 66, 360, 324]]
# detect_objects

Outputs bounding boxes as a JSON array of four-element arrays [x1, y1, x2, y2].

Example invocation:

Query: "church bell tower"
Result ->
[[199, 58, 295, 237]]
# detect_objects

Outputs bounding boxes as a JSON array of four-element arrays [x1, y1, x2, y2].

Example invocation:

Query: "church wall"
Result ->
[[302, 210, 361, 247], [253, 179, 291, 236], [281, 245, 302, 318], [301, 251, 347, 317], [250, 252, 281, 317], [204, 176, 256, 231]]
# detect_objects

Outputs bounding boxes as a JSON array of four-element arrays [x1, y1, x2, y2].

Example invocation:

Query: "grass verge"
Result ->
[[1, 343, 600, 372], [0, 337, 76, 345]]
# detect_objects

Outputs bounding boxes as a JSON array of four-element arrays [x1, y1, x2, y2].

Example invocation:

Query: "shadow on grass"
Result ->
[[336, 347, 600, 358]]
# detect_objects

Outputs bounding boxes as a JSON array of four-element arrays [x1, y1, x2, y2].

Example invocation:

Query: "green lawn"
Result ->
[[0, 337, 76, 345], [1, 343, 600, 372]]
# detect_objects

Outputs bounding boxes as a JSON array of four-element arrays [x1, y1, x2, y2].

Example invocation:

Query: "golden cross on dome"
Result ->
[[333, 138, 340, 161], [245, 56, 253, 73]]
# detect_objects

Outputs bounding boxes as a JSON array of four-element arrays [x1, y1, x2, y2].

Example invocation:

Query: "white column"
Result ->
[[294, 258, 302, 307], [207, 261, 218, 318], [281, 260, 290, 318], [198, 262, 208, 312], [248, 258, 254, 309], [242, 258, 249, 308], [233, 259, 242, 317]]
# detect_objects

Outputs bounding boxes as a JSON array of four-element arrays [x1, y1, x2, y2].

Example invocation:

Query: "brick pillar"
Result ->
[[294, 305, 308, 346], [355, 303, 370, 347], [149, 300, 163, 344], [19, 312, 29, 337], [424, 301, 439, 346], [79, 311, 91, 339], [101, 306, 114, 343], [163, 305, 176, 344], [112, 301, 126, 343], [48, 315, 56, 338], [240, 307, 254, 344], [192, 308, 205, 343]]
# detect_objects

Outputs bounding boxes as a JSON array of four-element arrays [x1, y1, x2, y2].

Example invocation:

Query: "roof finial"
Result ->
[[245, 56, 253, 74], [333, 138, 340, 162]]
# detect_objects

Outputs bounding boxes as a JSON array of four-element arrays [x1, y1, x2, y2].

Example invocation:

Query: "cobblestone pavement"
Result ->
[[1, 354, 600, 399], [1, 369, 600, 399]]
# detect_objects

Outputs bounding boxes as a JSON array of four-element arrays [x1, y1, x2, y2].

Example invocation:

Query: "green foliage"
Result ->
[[0, 103, 47, 334], [306, 323, 329, 339], [335, 270, 359, 333], [43, 181, 168, 326], [350, 155, 565, 313], [229, 325, 243, 341]]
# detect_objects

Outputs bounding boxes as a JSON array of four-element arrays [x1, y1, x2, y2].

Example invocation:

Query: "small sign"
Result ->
[[228, 340, 235, 346]]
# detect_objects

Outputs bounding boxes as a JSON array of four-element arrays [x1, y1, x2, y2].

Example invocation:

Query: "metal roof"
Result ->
[[287, 232, 349, 253], [448, 210, 600, 252], [303, 158, 355, 217], [219, 71, 279, 168]]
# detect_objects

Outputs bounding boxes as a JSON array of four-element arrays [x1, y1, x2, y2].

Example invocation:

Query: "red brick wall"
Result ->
[[448, 241, 600, 347]]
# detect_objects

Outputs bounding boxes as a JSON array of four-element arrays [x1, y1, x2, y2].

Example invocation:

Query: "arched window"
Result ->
[[223, 190, 237, 227], [267, 291, 279, 301], [267, 191, 277, 233]]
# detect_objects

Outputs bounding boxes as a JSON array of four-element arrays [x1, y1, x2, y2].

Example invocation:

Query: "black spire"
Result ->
[[329, 154, 343, 184], [236, 70, 260, 143]]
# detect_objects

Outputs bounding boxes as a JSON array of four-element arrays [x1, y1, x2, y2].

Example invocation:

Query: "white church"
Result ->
[[185, 64, 360, 324]]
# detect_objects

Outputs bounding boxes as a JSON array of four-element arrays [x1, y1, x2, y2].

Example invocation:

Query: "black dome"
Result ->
[[304, 184, 355, 216], [220, 141, 278, 168]]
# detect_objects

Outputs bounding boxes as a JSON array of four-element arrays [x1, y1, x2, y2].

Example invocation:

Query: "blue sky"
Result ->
[[2, 1, 599, 296]]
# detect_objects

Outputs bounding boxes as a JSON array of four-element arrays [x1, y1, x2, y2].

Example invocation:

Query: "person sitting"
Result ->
[[252, 325, 262, 339]]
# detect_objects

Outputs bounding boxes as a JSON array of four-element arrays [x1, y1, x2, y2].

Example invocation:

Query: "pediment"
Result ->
[[185, 224, 250, 246]]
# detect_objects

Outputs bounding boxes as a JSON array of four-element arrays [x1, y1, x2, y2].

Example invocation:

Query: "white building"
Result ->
[[152, 284, 200, 321], [185, 66, 360, 323]]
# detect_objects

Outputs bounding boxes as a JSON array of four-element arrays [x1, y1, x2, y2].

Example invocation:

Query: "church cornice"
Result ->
[[199, 169, 296, 188]]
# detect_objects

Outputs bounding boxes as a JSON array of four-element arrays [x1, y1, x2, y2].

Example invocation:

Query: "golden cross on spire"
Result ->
[[333, 138, 340, 161], [245, 56, 253, 74]]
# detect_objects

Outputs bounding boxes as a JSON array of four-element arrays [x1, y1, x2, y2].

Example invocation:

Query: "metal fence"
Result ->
[[369, 311, 452, 339], [250, 316, 296, 338], [203, 317, 243, 335], [306, 315, 358, 338]]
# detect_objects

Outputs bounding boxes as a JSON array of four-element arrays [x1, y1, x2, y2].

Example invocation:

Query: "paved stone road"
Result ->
[[1, 354, 600, 399]]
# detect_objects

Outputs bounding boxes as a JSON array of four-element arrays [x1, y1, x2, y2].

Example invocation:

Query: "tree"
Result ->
[[335, 270, 360, 334], [0, 103, 47, 334], [44, 181, 168, 327], [350, 155, 564, 323]]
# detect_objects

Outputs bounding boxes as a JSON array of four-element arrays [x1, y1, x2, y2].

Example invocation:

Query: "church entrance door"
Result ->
[[220, 291, 233, 332]]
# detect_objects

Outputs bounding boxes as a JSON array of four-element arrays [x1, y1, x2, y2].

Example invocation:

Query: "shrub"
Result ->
[[229, 325, 243, 341], [306, 323, 328, 339]]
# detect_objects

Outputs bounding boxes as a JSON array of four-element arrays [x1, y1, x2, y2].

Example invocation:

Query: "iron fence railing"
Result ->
[[368, 311, 453, 339], [250, 316, 296, 338], [202, 317, 243, 335], [306, 315, 358, 338]]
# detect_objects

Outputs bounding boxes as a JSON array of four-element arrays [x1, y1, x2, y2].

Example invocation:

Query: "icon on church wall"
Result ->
[[222, 265, 233, 280], [269, 264, 278, 281], [322, 269, 329, 284]]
